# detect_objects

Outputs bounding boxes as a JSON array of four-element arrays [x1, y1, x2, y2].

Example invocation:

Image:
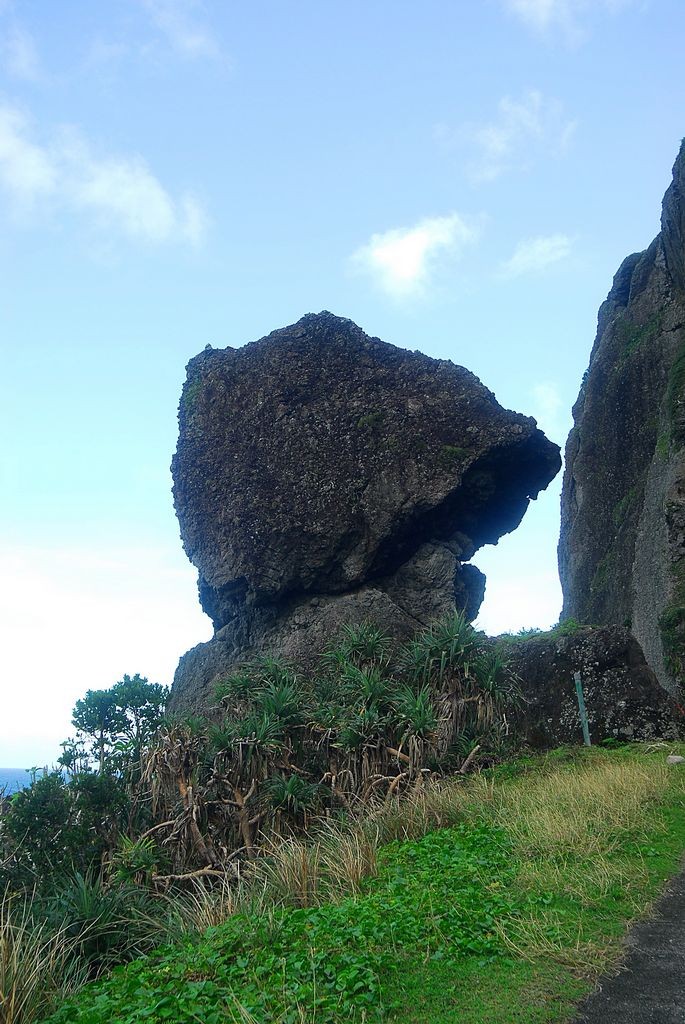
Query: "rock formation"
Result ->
[[503, 626, 679, 748], [171, 312, 561, 709], [559, 142, 685, 693]]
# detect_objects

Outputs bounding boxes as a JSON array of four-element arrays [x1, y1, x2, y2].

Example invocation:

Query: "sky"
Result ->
[[1, 0, 684, 765]]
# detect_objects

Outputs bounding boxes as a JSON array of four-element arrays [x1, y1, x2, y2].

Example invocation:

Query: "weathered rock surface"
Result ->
[[504, 626, 680, 748], [560, 142, 685, 693], [171, 312, 560, 709]]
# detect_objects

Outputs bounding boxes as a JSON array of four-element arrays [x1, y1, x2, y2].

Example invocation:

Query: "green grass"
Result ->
[[38, 745, 685, 1024], [389, 750, 685, 1023], [387, 958, 586, 1024]]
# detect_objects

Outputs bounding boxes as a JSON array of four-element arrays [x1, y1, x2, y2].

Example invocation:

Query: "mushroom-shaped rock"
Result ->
[[171, 312, 561, 709]]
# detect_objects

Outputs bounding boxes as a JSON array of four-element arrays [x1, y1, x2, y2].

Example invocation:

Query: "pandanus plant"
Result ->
[[134, 613, 518, 878]]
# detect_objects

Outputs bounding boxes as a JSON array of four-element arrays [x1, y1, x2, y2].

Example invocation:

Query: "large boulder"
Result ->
[[503, 626, 681, 748], [559, 142, 685, 693], [171, 312, 561, 709]]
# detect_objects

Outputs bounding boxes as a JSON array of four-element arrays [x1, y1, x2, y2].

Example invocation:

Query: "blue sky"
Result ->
[[1, 0, 683, 764]]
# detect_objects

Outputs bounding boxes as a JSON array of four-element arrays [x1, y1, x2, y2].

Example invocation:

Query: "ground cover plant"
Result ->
[[34, 743, 685, 1024]]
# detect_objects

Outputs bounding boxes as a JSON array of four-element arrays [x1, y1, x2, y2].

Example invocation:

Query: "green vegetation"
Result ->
[[666, 336, 685, 447], [590, 547, 614, 596], [1, 676, 167, 892], [438, 444, 470, 468], [3, 626, 684, 1024], [658, 559, 685, 681], [658, 552, 685, 682], [614, 310, 663, 360], [495, 617, 584, 648], [0, 676, 171, 1024], [32, 745, 685, 1024], [612, 484, 640, 528], [656, 430, 670, 459], [180, 377, 204, 416], [1, 615, 521, 1023], [357, 410, 385, 429], [659, 603, 685, 678]]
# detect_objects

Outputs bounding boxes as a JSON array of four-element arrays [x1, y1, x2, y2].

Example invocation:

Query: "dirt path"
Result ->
[[573, 871, 685, 1023]]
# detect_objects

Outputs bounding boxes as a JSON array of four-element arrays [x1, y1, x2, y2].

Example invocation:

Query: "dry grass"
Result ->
[[483, 757, 671, 857], [486, 752, 684, 974], [172, 874, 268, 931], [0, 888, 86, 1024], [496, 909, 616, 975], [317, 820, 379, 898], [365, 775, 472, 844], [254, 836, 324, 907], [252, 819, 380, 907]]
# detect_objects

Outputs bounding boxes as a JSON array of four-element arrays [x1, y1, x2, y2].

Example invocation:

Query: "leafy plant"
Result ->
[[44, 873, 163, 975]]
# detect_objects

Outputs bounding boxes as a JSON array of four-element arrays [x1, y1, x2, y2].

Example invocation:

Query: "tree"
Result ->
[[71, 689, 124, 774], [69, 676, 168, 774], [111, 674, 168, 761]]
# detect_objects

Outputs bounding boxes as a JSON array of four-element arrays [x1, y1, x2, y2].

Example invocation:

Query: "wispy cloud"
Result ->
[[451, 90, 576, 183], [351, 213, 479, 298], [2, 23, 42, 81], [0, 104, 55, 200], [502, 0, 633, 41], [500, 233, 573, 277], [141, 0, 219, 59], [0, 101, 208, 246]]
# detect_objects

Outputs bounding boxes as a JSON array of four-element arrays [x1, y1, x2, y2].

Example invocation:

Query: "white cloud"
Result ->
[[459, 90, 576, 183], [180, 193, 209, 247], [0, 101, 208, 246], [352, 213, 479, 297], [500, 233, 572, 277], [3, 24, 42, 81], [0, 104, 56, 201], [141, 0, 219, 59], [503, 0, 633, 40]]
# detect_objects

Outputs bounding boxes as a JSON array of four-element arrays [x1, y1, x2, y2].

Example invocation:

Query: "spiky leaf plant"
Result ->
[[322, 622, 392, 671], [265, 775, 322, 820], [339, 663, 394, 713], [401, 611, 482, 686], [393, 684, 438, 740], [255, 680, 305, 731], [214, 672, 254, 704]]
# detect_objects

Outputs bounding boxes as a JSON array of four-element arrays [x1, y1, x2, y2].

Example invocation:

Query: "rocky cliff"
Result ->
[[171, 312, 561, 709], [559, 142, 685, 693]]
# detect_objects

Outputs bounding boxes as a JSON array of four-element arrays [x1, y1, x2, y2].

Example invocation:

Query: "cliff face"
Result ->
[[559, 142, 685, 692], [171, 312, 561, 709]]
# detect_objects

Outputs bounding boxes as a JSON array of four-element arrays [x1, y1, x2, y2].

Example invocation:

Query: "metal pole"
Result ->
[[574, 671, 591, 746]]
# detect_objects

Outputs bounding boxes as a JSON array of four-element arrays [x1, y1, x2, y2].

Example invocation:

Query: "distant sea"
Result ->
[[0, 768, 35, 795]]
